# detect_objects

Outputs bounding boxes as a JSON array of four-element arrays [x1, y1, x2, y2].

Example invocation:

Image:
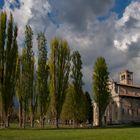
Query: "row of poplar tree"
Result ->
[[0, 12, 93, 128]]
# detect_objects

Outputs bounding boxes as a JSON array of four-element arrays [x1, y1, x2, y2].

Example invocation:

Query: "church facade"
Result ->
[[93, 70, 140, 126]]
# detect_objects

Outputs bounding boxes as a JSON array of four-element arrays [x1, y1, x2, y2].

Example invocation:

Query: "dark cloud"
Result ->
[[49, 0, 115, 31], [28, 0, 52, 33], [125, 17, 139, 28], [127, 40, 140, 58], [3, 0, 140, 93]]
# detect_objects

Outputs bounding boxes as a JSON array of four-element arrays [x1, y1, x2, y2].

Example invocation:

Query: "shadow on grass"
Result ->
[[0, 127, 94, 131], [1, 124, 140, 131]]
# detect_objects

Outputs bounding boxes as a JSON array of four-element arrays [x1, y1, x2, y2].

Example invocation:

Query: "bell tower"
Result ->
[[119, 70, 133, 85]]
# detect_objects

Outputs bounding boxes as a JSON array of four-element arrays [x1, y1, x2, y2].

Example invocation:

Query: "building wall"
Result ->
[[121, 98, 140, 123], [119, 85, 140, 97], [93, 82, 140, 126], [106, 83, 140, 124]]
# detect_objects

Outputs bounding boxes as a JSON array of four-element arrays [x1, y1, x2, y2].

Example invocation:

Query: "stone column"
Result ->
[[111, 102, 116, 123], [117, 98, 122, 123], [93, 103, 99, 126]]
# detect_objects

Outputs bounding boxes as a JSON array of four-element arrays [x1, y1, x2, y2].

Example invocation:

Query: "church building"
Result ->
[[93, 70, 140, 126]]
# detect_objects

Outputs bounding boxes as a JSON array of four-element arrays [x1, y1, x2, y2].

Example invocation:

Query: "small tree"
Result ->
[[61, 85, 75, 123], [61, 84, 86, 126], [93, 57, 110, 127]]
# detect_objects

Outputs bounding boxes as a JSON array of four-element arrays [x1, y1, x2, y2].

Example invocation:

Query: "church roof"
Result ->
[[119, 94, 140, 98], [116, 83, 140, 89], [114, 82, 140, 98]]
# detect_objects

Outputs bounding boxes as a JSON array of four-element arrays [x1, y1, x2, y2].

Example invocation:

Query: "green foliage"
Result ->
[[21, 25, 33, 110], [16, 57, 22, 103], [70, 51, 86, 122], [71, 51, 83, 91], [74, 90, 86, 122], [0, 12, 7, 116], [37, 33, 49, 126], [16, 57, 23, 128], [0, 12, 18, 126], [61, 85, 75, 120], [19, 25, 36, 127], [0, 12, 7, 81], [93, 57, 110, 126], [85, 92, 93, 124], [49, 37, 71, 127]]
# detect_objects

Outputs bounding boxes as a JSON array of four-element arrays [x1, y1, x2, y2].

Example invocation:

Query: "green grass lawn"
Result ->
[[0, 127, 140, 140]]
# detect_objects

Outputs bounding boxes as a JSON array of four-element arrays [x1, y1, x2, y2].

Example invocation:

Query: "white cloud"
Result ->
[[2, 0, 140, 93], [3, 0, 34, 48], [4, 0, 33, 26], [114, 1, 140, 51], [3, 0, 51, 55], [53, 0, 140, 91]]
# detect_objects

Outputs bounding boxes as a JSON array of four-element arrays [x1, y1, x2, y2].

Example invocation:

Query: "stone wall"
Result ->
[[93, 82, 140, 126]]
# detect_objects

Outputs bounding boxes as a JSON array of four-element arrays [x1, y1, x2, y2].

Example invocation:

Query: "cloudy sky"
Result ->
[[0, 0, 140, 93]]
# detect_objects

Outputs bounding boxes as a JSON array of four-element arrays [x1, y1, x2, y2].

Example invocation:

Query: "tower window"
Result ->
[[121, 75, 125, 80]]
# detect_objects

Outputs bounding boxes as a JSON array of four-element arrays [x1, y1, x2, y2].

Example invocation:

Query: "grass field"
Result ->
[[0, 127, 140, 140]]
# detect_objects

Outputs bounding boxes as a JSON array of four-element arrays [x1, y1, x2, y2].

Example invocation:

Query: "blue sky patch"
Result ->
[[0, 0, 22, 10], [98, 0, 133, 21], [48, 11, 60, 28], [0, 0, 4, 9], [112, 0, 132, 18], [0, 0, 134, 24], [9, 0, 21, 10]]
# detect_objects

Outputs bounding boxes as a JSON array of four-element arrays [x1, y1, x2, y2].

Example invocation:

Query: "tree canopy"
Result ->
[[93, 57, 110, 127]]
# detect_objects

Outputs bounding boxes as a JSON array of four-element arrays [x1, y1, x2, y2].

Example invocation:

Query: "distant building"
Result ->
[[93, 70, 140, 126]]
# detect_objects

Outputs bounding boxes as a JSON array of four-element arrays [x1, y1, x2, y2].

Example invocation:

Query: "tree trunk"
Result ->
[[7, 115, 10, 127], [40, 116, 43, 128], [43, 118, 45, 128], [73, 120, 77, 128], [73, 120, 75, 128], [4, 112, 10, 128], [30, 113, 34, 128], [22, 109, 26, 128], [54, 46, 58, 129], [1, 110, 4, 128], [98, 108, 102, 127], [56, 119, 59, 128], [30, 102, 35, 128], [19, 100, 22, 128], [55, 113, 59, 128], [40, 116, 45, 128]]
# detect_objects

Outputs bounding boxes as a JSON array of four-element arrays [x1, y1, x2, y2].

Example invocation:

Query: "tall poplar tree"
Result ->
[[29, 55, 35, 128], [37, 33, 49, 128], [71, 51, 86, 124], [49, 37, 70, 128], [21, 25, 35, 128], [21, 47, 29, 128], [0, 12, 18, 127], [93, 57, 110, 127], [16, 57, 23, 127], [0, 12, 7, 124]]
